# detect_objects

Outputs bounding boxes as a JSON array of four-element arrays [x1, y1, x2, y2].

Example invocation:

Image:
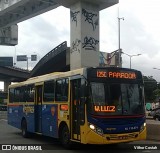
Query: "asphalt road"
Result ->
[[0, 119, 160, 153]]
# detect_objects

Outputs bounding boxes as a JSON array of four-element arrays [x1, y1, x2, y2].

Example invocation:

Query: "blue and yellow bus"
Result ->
[[8, 67, 146, 147]]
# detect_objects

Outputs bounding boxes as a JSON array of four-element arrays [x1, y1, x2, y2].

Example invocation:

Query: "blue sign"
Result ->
[[17, 55, 27, 61], [0, 57, 13, 66]]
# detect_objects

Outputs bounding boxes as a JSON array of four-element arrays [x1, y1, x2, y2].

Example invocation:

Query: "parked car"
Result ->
[[150, 107, 160, 121]]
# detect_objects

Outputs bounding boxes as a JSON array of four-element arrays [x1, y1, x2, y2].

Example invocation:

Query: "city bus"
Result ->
[[8, 67, 146, 147]]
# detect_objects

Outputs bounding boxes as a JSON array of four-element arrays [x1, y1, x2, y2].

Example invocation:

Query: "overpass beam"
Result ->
[[0, 24, 18, 46], [70, 1, 99, 70], [4, 80, 11, 92]]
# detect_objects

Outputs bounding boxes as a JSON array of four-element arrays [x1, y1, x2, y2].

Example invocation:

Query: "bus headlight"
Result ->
[[89, 124, 95, 130], [89, 123, 104, 136], [140, 122, 146, 133]]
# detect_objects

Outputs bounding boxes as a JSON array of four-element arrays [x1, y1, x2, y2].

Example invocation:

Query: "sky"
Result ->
[[1, 0, 160, 89]]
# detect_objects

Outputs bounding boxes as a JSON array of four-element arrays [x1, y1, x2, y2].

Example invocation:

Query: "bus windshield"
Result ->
[[90, 82, 145, 116]]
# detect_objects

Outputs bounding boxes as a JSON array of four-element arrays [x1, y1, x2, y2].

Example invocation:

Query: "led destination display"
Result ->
[[96, 71, 136, 79]]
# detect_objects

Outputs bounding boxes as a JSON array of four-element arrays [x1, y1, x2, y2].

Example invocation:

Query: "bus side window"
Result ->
[[14, 87, 21, 102], [55, 78, 68, 101], [25, 85, 35, 102], [9, 88, 14, 103], [43, 81, 55, 102]]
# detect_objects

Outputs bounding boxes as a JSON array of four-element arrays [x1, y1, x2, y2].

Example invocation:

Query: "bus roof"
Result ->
[[9, 68, 86, 88], [9, 67, 142, 88]]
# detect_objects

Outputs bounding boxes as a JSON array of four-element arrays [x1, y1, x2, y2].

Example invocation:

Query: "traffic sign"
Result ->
[[0, 57, 13, 66], [31, 55, 37, 61], [17, 55, 27, 61]]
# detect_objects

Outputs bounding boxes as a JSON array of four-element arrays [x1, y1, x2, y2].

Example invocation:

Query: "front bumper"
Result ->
[[85, 127, 146, 144]]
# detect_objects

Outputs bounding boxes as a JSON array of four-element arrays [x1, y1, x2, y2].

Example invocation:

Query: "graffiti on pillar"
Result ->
[[82, 36, 99, 51], [70, 10, 80, 26], [82, 8, 98, 31], [71, 39, 81, 53]]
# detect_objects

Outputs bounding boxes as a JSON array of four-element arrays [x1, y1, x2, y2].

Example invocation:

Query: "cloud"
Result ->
[[99, 0, 160, 81], [17, 7, 70, 56], [11, 6, 70, 69]]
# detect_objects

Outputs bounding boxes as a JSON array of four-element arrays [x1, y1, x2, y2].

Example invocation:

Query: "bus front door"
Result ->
[[71, 79, 81, 141], [35, 85, 43, 133]]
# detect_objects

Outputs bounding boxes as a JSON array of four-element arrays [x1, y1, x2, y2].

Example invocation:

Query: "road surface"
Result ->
[[0, 119, 160, 153]]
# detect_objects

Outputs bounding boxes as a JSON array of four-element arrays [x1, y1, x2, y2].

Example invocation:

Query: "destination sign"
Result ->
[[94, 105, 115, 112], [96, 71, 136, 79]]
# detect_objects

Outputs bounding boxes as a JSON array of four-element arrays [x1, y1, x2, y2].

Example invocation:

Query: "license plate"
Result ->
[[118, 135, 128, 140]]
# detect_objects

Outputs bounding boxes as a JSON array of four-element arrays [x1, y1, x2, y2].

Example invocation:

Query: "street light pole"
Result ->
[[122, 52, 141, 68], [118, 17, 124, 67], [129, 56, 131, 69], [27, 57, 28, 71]]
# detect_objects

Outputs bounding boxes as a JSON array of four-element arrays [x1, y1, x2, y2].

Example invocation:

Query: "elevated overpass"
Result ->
[[0, 0, 119, 90], [30, 41, 70, 77], [1, 40, 119, 79], [0, 0, 60, 45], [0, 40, 118, 91], [0, 0, 117, 29], [0, 0, 59, 29], [0, 66, 30, 91], [0, 0, 118, 46], [0, 66, 29, 82], [30, 41, 119, 77], [0, 42, 69, 87]]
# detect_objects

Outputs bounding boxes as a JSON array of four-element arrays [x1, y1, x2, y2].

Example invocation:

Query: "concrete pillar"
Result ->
[[70, 1, 99, 70], [4, 80, 11, 92]]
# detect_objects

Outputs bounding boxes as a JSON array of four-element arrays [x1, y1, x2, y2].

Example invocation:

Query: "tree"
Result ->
[[153, 88, 160, 102], [143, 76, 157, 102]]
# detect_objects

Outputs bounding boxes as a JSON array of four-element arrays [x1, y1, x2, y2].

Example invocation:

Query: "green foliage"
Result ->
[[0, 98, 3, 104], [143, 76, 158, 101], [153, 88, 160, 101]]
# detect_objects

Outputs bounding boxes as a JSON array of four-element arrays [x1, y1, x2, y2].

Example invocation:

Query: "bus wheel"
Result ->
[[60, 125, 71, 148], [21, 119, 29, 138]]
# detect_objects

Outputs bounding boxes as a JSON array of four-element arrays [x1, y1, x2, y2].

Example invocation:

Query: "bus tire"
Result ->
[[21, 119, 29, 138], [60, 124, 71, 148]]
